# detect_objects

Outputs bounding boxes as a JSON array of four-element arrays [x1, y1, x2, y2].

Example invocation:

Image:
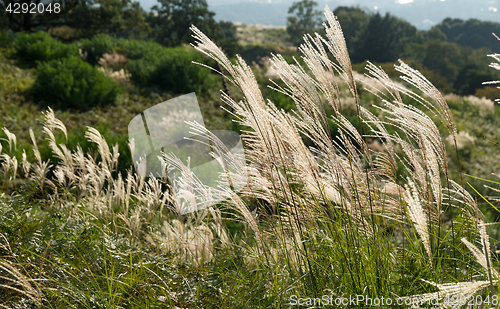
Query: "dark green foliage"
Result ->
[[267, 88, 296, 111], [420, 27, 447, 42], [32, 56, 120, 110], [127, 46, 217, 94], [219, 21, 237, 39], [421, 40, 467, 82], [0, 0, 84, 33], [454, 64, 498, 95], [333, 6, 370, 54], [214, 21, 240, 57], [14, 31, 77, 66], [120, 38, 164, 60], [350, 12, 417, 63], [76, 34, 166, 65], [475, 86, 500, 100], [435, 18, 500, 51], [239, 43, 277, 64], [0, 29, 15, 47], [146, 0, 239, 58], [402, 39, 496, 93], [65, 0, 150, 39], [147, 0, 219, 47], [75, 34, 218, 95], [331, 7, 417, 63], [0, 6, 8, 31], [76, 33, 121, 65], [1, 0, 148, 38]]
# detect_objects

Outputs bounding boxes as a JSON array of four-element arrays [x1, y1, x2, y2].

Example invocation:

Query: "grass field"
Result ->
[[1, 8, 500, 308]]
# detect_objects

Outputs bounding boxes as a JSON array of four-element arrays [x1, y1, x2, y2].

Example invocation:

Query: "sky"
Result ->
[[137, 0, 499, 30]]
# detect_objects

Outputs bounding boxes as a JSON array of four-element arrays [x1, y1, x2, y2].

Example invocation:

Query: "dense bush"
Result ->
[[32, 56, 120, 110], [14, 31, 77, 66], [76, 35, 217, 94], [76, 34, 122, 65], [239, 43, 277, 64], [76, 34, 165, 64], [127, 46, 217, 94], [120, 39, 164, 60], [435, 18, 500, 51], [77, 34, 168, 65], [0, 30, 15, 47], [475, 86, 500, 101], [454, 64, 499, 95]]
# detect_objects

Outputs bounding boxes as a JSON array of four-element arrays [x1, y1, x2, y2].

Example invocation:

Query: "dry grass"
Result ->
[[98, 67, 132, 84], [465, 95, 495, 111], [235, 24, 292, 48], [0, 234, 42, 307], [446, 131, 474, 150]]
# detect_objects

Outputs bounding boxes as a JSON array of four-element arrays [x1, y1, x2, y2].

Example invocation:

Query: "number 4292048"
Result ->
[[5, 2, 61, 14]]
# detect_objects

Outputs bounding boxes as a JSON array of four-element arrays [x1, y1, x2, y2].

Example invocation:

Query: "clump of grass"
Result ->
[[185, 4, 499, 304], [0, 233, 42, 307]]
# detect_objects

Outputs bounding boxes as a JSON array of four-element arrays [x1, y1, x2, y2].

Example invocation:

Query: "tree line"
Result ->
[[286, 1, 500, 96], [0, 0, 239, 56], [1, 0, 499, 96]]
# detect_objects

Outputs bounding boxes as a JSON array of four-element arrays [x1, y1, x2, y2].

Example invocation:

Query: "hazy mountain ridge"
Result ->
[[136, 0, 498, 30], [204, 0, 499, 29]]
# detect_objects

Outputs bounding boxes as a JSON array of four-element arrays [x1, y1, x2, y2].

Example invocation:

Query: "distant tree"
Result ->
[[214, 21, 239, 57], [436, 18, 500, 51], [0, 0, 149, 39], [219, 21, 237, 39], [65, 0, 150, 39], [421, 40, 467, 83], [453, 64, 497, 95], [286, 0, 323, 46], [147, 0, 219, 47], [332, 6, 370, 54], [421, 27, 447, 42], [401, 36, 495, 94], [147, 1, 238, 56], [0, 0, 83, 32], [350, 12, 416, 63]]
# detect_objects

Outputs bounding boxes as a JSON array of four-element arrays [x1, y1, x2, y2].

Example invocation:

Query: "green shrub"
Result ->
[[76, 34, 122, 65], [14, 31, 77, 66], [120, 39, 164, 60], [32, 56, 120, 110], [76, 35, 166, 65], [76, 35, 217, 94], [239, 43, 276, 64], [127, 47, 217, 94], [475, 86, 500, 101], [0, 30, 15, 48]]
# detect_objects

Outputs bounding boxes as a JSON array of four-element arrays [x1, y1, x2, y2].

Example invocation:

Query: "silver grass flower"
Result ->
[[461, 221, 499, 281], [0, 259, 42, 306], [404, 280, 498, 309], [1, 127, 16, 153], [405, 178, 433, 265]]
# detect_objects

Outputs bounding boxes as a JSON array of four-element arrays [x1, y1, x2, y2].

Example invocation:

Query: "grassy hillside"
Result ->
[[235, 24, 292, 47]]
